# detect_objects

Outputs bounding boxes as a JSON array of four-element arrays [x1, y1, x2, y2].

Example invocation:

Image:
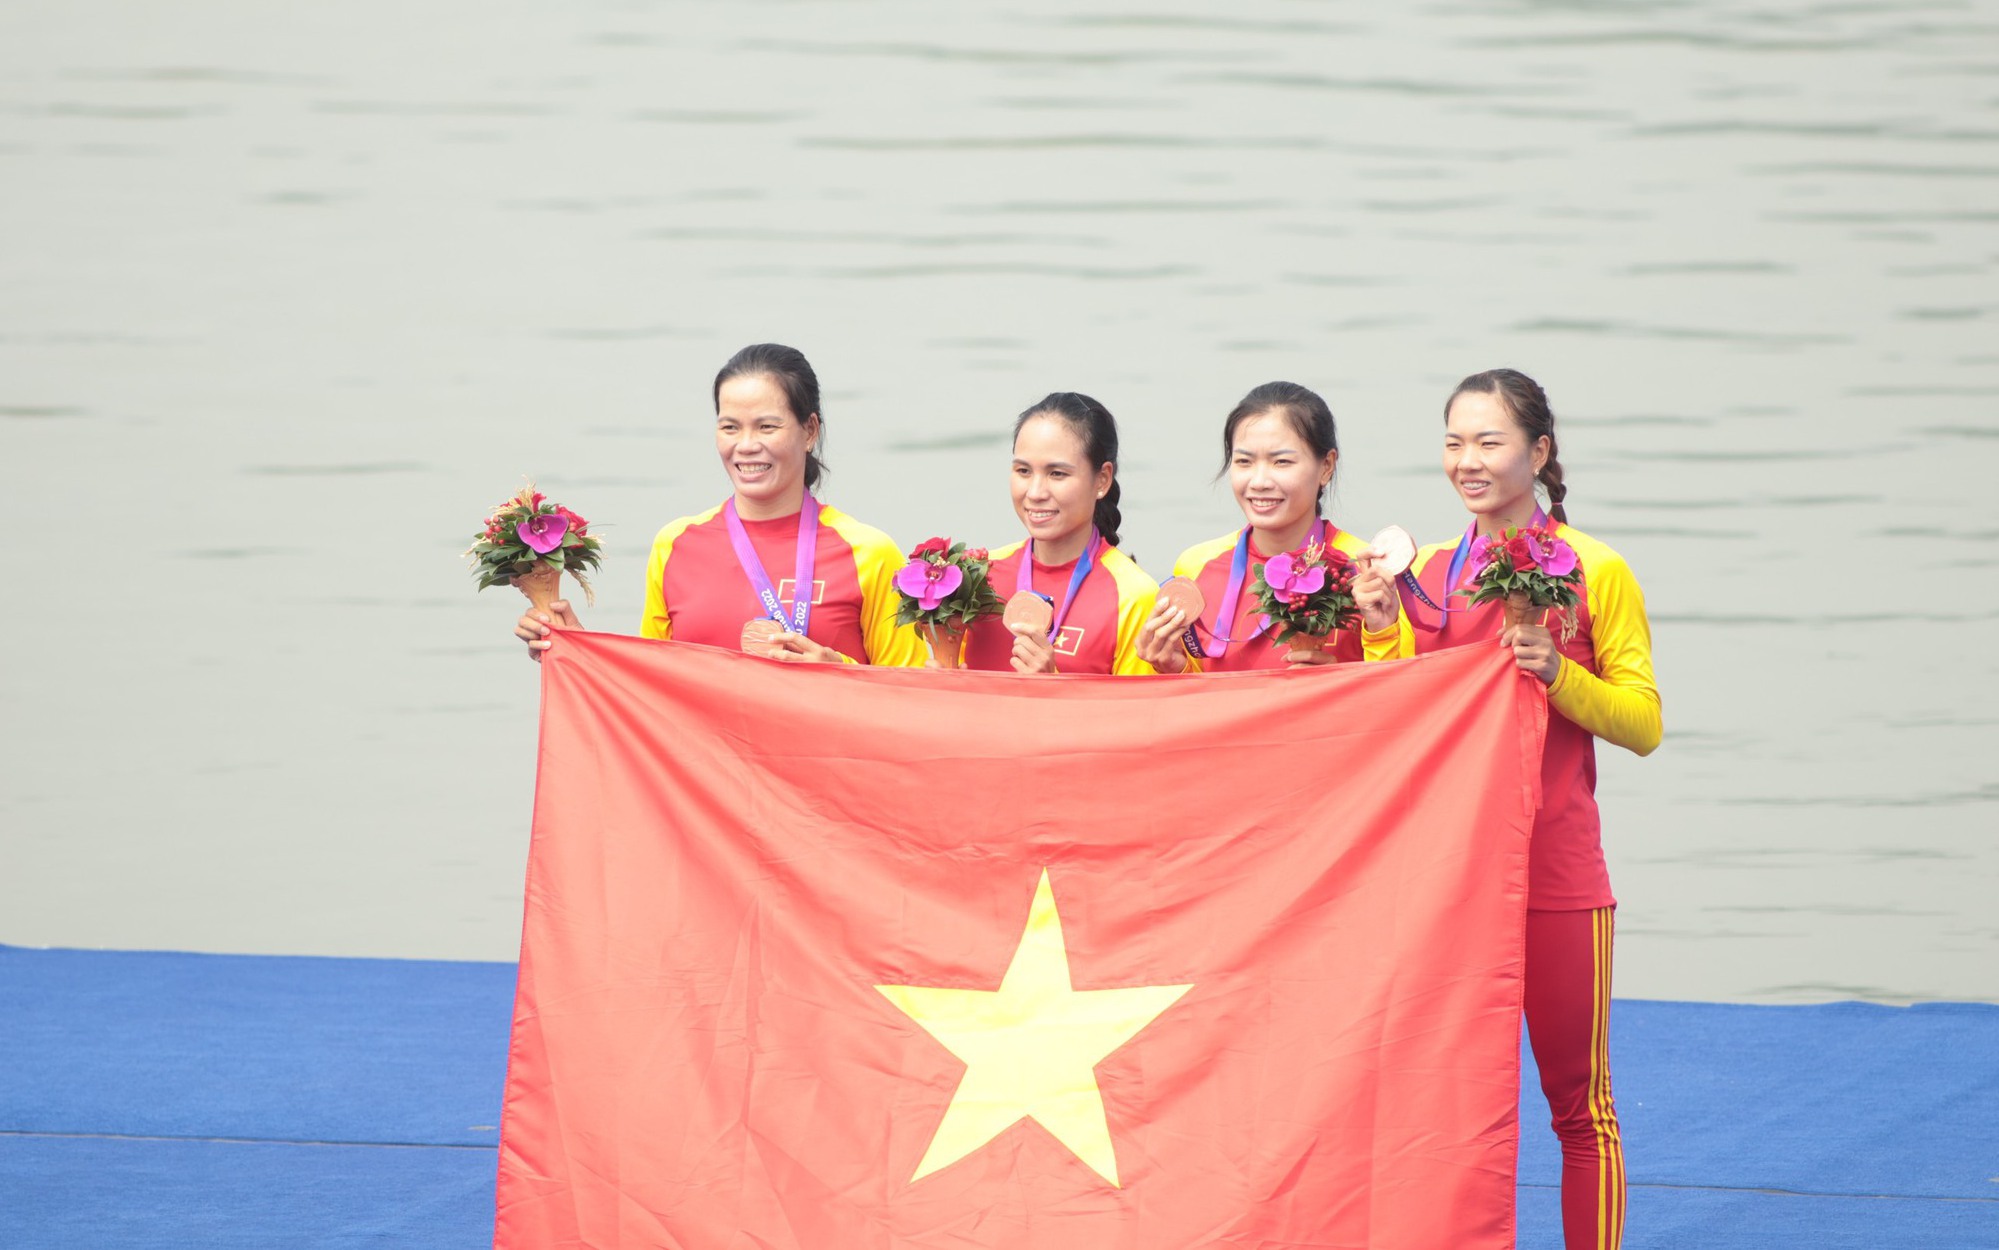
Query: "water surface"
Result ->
[[3, 0, 1994, 1003]]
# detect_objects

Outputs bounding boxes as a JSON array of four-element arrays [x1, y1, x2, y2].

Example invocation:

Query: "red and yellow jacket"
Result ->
[[640, 502, 923, 667], [1365, 522, 1661, 909], [960, 541, 1160, 675], [1171, 524, 1372, 672]]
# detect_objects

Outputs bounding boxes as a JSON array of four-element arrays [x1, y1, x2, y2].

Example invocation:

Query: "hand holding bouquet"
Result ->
[[1456, 524, 1582, 637], [467, 482, 604, 615], [1252, 541, 1360, 656], [893, 538, 1004, 668]]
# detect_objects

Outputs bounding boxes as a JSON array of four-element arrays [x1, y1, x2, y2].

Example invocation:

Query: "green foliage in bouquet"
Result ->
[[1456, 525, 1583, 613], [1251, 543, 1361, 645], [465, 482, 604, 603], [892, 538, 1005, 631]]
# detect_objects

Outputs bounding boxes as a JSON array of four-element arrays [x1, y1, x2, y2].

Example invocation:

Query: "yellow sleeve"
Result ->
[[1547, 540, 1662, 757], [1330, 527, 1371, 562], [1362, 620, 1410, 662], [1104, 549, 1160, 676], [1168, 542, 1218, 584], [826, 510, 925, 668], [639, 511, 713, 640]]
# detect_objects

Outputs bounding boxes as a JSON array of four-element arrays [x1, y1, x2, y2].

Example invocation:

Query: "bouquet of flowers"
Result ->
[[1252, 541, 1360, 652], [893, 538, 1004, 668], [1456, 524, 1583, 636], [465, 482, 604, 614]]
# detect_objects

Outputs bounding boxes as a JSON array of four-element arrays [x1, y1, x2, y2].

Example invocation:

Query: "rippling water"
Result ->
[[3, 1, 1994, 1003]]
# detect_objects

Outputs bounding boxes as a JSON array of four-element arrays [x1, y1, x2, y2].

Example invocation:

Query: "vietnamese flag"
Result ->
[[496, 633, 1544, 1249]]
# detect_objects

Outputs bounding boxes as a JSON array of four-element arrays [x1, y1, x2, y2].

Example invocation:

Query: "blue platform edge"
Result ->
[[3, 946, 1995, 1250]]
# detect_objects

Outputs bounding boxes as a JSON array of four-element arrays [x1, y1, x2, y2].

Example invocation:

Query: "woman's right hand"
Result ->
[[517, 600, 581, 662], [1354, 553, 1401, 634], [1008, 624, 1060, 675], [1135, 601, 1192, 675]]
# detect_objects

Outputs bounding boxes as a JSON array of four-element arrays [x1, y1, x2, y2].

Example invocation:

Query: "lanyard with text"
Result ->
[[1203, 518, 1326, 660], [1400, 506, 1549, 633], [724, 495, 820, 635], [1017, 529, 1100, 642]]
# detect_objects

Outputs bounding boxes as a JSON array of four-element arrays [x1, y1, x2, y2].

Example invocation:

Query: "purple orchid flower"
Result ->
[[1262, 551, 1327, 596], [516, 512, 570, 554], [1468, 535, 1501, 577], [1526, 533, 1578, 577], [895, 558, 964, 611]]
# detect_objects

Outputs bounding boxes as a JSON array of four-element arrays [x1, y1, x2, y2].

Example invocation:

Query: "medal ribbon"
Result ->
[[1016, 529, 1100, 642], [1400, 506, 1550, 633], [724, 495, 819, 635], [1202, 518, 1326, 659]]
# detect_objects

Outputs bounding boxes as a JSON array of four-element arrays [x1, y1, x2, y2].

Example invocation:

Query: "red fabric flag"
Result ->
[[497, 633, 1544, 1249]]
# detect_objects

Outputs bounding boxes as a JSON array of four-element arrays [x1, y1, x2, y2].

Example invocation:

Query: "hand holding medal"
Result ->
[[1002, 590, 1058, 674], [1137, 578, 1204, 674], [997, 529, 1104, 675], [1354, 524, 1414, 634], [740, 618, 786, 658]]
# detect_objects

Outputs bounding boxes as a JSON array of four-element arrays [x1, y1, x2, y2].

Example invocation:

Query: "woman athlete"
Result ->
[[1356, 368, 1662, 1250], [1136, 381, 1371, 674], [517, 343, 921, 666], [956, 392, 1159, 675]]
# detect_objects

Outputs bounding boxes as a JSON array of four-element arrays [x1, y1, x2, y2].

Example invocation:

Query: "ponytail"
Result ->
[[1014, 392, 1123, 547], [1539, 435, 1568, 525], [1094, 477, 1123, 549]]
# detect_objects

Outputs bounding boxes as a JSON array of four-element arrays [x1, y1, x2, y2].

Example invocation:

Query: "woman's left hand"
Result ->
[[766, 631, 846, 664], [1009, 624, 1059, 674], [1500, 620, 1562, 685]]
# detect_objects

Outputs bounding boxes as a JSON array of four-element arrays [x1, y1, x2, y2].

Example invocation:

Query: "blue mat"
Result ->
[[0, 1136, 494, 1250], [0, 947, 511, 1146], [3, 946, 1994, 1249], [1520, 999, 1999, 1203]]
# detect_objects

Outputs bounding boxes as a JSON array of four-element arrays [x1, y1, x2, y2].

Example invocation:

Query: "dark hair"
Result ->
[[713, 343, 826, 493], [1444, 368, 1565, 524], [1013, 392, 1122, 547], [1219, 381, 1340, 516]]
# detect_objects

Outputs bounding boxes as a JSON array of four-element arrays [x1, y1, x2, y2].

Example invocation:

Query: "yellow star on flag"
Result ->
[[876, 870, 1194, 1187]]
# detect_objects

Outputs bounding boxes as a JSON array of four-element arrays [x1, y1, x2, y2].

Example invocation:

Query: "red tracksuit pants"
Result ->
[[1525, 906, 1626, 1250]]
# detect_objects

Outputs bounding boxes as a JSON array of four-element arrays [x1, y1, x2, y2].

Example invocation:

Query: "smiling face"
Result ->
[[1443, 389, 1548, 535], [1011, 413, 1112, 565], [1228, 411, 1337, 554], [716, 372, 818, 519]]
